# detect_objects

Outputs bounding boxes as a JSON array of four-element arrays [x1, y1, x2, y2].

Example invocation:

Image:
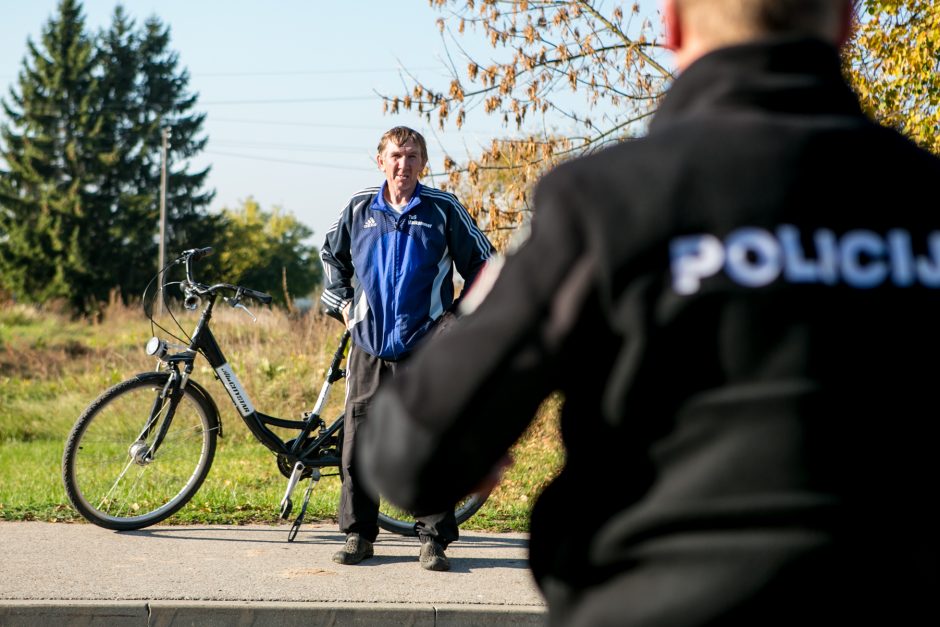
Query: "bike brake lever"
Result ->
[[233, 301, 257, 323]]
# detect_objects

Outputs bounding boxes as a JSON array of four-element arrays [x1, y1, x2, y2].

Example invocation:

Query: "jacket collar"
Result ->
[[650, 36, 862, 133], [372, 181, 424, 214]]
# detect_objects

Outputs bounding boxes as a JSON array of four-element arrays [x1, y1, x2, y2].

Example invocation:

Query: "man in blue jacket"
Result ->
[[320, 126, 493, 570]]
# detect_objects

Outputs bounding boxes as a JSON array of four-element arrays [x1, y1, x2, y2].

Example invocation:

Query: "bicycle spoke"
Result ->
[[95, 455, 137, 514], [117, 465, 150, 518]]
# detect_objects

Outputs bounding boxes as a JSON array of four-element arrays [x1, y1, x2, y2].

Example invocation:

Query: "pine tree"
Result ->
[[95, 10, 218, 297], [95, 5, 155, 297], [134, 15, 218, 260], [0, 0, 105, 311], [0, 2, 218, 313]]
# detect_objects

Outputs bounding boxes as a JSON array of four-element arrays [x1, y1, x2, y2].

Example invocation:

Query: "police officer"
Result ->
[[363, 1, 939, 623]]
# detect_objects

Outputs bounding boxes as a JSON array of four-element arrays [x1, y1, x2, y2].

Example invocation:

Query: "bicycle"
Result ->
[[62, 247, 488, 541]]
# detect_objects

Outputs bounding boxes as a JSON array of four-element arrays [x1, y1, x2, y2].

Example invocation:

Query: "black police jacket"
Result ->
[[364, 37, 939, 625]]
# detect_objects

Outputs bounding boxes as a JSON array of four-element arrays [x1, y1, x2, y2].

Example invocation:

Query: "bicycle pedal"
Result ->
[[279, 498, 293, 520]]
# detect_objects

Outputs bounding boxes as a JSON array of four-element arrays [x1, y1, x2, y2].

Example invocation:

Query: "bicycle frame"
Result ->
[[164, 288, 349, 469], [63, 247, 488, 538]]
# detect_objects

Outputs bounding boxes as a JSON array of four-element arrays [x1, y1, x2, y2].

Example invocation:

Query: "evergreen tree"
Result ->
[[0, 0, 105, 311], [96, 10, 218, 297], [95, 5, 155, 297], [132, 15, 218, 267], [0, 2, 218, 313]]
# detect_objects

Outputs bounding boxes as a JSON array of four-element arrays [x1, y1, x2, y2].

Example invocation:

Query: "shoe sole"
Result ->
[[333, 555, 373, 565], [332, 548, 374, 565], [420, 559, 450, 571]]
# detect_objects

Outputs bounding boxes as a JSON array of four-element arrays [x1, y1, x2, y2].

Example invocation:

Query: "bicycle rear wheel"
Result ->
[[62, 372, 218, 531], [377, 491, 490, 536]]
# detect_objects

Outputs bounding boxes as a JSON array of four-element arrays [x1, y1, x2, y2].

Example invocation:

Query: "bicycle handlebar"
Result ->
[[184, 281, 274, 305], [182, 247, 213, 262], [177, 246, 274, 305], [238, 286, 274, 305]]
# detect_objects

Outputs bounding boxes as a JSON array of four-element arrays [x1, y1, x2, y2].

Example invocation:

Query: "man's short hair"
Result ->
[[377, 126, 429, 163], [677, 0, 849, 45]]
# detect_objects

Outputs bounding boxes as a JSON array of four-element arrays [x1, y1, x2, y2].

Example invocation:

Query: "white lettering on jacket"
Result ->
[[670, 226, 940, 295]]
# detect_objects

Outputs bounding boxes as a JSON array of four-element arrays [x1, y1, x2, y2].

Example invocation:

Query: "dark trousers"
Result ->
[[339, 344, 459, 547]]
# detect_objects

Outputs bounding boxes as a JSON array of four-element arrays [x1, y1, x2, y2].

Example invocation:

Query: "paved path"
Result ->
[[0, 521, 546, 626]]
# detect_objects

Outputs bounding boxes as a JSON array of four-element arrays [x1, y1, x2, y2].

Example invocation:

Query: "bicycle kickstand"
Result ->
[[287, 468, 321, 543], [279, 461, 306, 520]]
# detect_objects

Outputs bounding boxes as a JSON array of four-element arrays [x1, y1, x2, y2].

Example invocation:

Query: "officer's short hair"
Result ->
[[677, 0, 849, 44]]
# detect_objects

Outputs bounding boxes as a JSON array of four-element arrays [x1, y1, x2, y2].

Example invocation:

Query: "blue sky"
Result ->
[[1, 1, 661, 244]]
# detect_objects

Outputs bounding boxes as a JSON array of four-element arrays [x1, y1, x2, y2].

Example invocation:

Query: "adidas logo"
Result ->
[[363, 217, 377, 228]]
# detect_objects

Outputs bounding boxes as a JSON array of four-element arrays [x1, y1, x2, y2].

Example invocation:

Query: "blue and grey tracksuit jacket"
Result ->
[[320, 182, 493, 360]]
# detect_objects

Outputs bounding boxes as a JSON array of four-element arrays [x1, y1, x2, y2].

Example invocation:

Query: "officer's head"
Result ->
[[665, 0, 854, 70]]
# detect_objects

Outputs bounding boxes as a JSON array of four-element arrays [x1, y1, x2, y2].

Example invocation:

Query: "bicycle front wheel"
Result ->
[[62, 372, 218, 531], [377, 491, 490, 536]]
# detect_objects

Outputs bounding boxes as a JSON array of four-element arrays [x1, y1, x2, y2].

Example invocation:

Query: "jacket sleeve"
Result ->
[[361, 172, 594, 515], [444, 193, 495, 295], [319, 203, 355, 321]]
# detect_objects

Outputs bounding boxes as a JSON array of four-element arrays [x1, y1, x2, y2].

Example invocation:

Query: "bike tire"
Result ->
[[62, 372, 218, 531], [377, 490, 490, 536]]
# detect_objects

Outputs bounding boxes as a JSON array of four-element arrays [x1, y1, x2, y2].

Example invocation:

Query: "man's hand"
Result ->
[[431, 310, 457, 339], [342, 302, 351, 328]]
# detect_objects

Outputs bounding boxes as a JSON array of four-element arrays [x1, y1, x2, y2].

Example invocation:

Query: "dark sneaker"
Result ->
[[419, 540, 451, 571], [332, 534, 374, 565]]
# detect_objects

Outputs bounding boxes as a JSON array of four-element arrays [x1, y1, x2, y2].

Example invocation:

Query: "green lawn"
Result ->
[[0, 301, 563, 531]]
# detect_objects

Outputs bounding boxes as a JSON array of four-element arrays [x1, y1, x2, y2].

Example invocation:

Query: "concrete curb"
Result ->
[[0, 600, 548, 626]]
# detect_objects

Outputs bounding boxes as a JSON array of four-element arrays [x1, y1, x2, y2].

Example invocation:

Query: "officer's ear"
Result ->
[[835, 0, 854, 49], [664, 0, 682, 52]]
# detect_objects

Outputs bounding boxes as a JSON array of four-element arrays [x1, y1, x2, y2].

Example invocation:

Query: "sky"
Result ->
[[0, 0, 662, 246]]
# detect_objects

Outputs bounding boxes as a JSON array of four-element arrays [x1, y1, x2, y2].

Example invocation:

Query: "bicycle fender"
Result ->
[[185, 378, 223, 438]]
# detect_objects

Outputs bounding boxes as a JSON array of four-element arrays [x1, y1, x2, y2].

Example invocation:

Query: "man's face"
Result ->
[[377, 139, 426, 195]]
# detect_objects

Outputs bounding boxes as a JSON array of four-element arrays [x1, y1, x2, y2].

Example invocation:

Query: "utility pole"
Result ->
[[157, 127, 170, 314]]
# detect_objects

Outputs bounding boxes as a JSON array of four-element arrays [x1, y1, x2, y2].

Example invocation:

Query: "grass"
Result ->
[[0, 300, 563, 531]]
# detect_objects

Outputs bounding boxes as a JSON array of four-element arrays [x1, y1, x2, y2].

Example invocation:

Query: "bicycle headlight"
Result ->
[[145, 337, 168, 359]]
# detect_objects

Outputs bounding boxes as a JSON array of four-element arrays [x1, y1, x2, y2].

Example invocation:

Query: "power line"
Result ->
[[195, 66, 441, 77], [208, 117, 497, 138], [204, 150, 375, 171], [200, 95, 380, 105], [211, 117, 394, 131], [0, 66, 445, 82], [210, 139, 364, 154], [0, 96, 381, 115]]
